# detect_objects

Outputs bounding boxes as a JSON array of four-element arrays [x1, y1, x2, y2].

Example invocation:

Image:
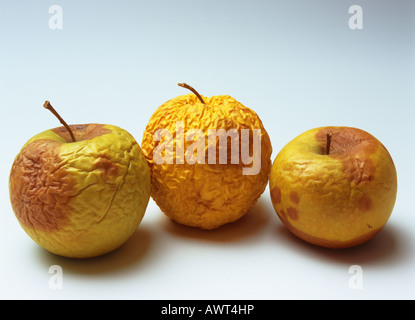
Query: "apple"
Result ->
[[9, 101, 151, 258], [269, 126, 397, 249], [141, 83, 273, 230]]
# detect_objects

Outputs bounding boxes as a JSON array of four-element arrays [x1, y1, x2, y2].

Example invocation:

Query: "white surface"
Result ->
[[1, 0, 414, 300]]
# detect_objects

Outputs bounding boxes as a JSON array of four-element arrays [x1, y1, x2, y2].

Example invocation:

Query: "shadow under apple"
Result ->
[[274, 221, 411, 266], [161, 196, 273, 243], [35, 226, 153, 275]]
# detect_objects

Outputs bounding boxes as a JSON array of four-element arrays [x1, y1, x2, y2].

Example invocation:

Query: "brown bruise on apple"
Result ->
[[270, 186, 281, 204], [286, 207, 299, 221], [289, 191, 300, 204], [271, 187, 301, 221], [55, 124, 119, 180], [271, 191, 301, 223], [315, 127, 380, 217], [9, 124, 114, 232], [315, 127, 377, 185], [9, 139, 74, 232], [94, 154, 119, 180], [358, 194, 374, 212]]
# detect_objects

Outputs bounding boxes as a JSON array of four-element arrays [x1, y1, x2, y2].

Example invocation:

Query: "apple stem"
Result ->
[[178, 83, 205, 104], [43, 101, 76, 142], [326, 133, 332, 155]]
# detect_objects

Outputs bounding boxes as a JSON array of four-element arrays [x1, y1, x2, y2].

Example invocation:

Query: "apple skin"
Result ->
[[9, 124, 151, 258], [141, 93, 273, 230], [269, 126, 397, 249]]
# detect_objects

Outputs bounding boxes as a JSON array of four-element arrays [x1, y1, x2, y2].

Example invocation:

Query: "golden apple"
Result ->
[[269, 126, 397, 249], [141, 83, 272, 229], [9, 101, 151, 258]]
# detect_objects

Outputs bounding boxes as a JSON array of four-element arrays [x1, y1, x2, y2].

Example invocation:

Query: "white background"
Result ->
[[1, 0, 414, 299]]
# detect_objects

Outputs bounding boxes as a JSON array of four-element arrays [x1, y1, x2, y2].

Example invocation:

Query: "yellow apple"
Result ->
[[141, 83, 272, 230], [269, 126, 397, 249], [9, 101, 151, 258]]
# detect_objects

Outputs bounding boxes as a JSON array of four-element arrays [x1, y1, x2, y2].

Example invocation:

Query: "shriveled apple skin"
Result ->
[[270, 126, 397, 249], [9, 124, 151, 258], [141, 94, 272, 229]]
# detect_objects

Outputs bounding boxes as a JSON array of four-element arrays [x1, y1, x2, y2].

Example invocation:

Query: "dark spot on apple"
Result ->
[[287, 207, 299, 221], [315, 127, 377, 185], [95, 155, 118, 179], [9, 139, 73, 231], [358, 194, 373, 212], [290, 191, 300, 204], [270, 186, 281, 204]]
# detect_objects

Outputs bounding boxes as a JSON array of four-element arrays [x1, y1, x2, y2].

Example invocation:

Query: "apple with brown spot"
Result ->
[[9, 101, 151, 258], [269, 126, 397, 249]]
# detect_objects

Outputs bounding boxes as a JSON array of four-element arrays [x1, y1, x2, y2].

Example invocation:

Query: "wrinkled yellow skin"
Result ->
[[142, 94, 272, 229], [269, 126, 397, 248], [9, 124, 151, 258]]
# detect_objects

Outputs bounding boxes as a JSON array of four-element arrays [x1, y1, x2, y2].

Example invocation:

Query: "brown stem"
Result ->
[[178, 83, 205, 104], [43, 100, 76, 142], [325, 133, 332, 155]]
